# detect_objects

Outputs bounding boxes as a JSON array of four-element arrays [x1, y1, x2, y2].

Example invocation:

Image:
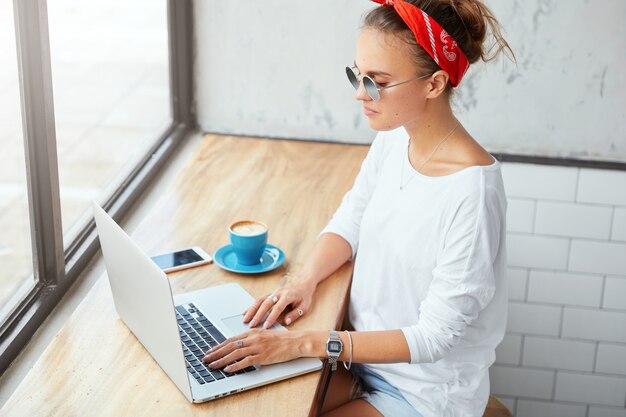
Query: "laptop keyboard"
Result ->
[[176, 303, 256, 385]]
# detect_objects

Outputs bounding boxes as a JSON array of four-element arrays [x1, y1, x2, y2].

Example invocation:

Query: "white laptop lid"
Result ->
[[92, 202, 193, 402]]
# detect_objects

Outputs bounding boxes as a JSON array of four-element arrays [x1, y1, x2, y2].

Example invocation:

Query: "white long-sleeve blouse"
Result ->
[[318, 126, 508, 417]]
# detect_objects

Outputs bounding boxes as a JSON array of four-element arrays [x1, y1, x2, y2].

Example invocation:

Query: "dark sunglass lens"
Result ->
[[346, 67, 360, 90], [363, 76, 380, 101], [346, 67, 359, 90]]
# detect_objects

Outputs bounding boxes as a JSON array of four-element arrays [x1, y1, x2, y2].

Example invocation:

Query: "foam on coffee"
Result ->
[[231, 220, 267, 236]]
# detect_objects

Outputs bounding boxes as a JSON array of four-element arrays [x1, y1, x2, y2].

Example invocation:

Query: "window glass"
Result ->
[[47, 0, 171, 244]]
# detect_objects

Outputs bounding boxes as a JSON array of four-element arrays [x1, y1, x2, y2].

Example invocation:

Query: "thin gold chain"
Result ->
[[400, 121, 460, 190]]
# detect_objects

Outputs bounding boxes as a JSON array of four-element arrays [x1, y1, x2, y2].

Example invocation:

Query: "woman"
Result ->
[[203, 0, 514, 416]]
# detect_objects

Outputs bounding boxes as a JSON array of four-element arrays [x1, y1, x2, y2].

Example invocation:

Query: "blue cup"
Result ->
[[229, 220, 268, 266]]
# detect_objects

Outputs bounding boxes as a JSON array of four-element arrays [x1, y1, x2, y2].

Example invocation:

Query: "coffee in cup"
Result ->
[[229, 220, 268, 266], [231, 220, 267, 236]]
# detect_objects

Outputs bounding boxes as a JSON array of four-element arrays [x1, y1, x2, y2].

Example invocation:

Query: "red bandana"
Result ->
[[371, 0, 470, 87]]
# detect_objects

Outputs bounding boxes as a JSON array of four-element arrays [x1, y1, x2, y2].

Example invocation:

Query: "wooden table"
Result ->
[[0, 134, 369, 417]]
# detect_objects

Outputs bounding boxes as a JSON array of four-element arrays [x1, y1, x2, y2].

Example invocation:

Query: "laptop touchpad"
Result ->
[[221, 315, 250, 336], [221, 314, 281, 336]]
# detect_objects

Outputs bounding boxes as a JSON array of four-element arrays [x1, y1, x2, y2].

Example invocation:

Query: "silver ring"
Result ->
[[297, 308, 304, 317], [236, 340, 244, 348], [267, 294, 278, 304]]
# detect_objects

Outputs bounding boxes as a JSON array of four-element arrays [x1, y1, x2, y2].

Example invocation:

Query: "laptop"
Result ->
[[92, 202, 323, 403]]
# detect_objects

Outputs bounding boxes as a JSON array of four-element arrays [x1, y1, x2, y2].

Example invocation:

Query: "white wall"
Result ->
[[193, 0, 372, 142], [493, 163, 626, 416], [193, 0, 626, 162]]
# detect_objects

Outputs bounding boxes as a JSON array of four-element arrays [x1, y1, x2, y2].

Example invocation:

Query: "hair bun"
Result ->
[[450, 0, 486, 43], [448, 0, 514, 63]]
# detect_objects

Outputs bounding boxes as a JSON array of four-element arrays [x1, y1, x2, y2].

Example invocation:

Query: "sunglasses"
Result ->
[[346, 66, 433, 101]]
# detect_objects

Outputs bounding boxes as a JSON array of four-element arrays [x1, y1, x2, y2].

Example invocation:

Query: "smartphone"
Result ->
[[150, 246, 213, 273]]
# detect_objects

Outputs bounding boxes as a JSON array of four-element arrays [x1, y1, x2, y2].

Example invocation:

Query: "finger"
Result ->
[[203, 337, 248, 363], [243, 296, 266, 323], [283, 304, 306, 326], [249, 296, 278, 328], [202, 340, 235, 362], [263, 294, 293, 329], [205, 332, 249, 355], [223, 355, 258, 373], [207, 347, 255, 370]]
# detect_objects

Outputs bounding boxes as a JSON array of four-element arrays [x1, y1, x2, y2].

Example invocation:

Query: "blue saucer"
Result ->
[[213, 243, 285, 274]]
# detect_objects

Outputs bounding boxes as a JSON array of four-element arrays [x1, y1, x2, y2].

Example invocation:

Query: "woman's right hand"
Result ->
[[243, 273, 316, 329]]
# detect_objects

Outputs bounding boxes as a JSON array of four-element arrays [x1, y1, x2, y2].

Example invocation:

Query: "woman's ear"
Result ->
[[425, 70, 449, 99]]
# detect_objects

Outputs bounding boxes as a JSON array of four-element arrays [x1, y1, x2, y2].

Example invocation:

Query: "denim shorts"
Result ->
[[349, 363, 424, 417]]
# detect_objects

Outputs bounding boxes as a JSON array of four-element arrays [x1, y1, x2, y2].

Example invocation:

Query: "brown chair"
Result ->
[[484, 395, 513, 417]]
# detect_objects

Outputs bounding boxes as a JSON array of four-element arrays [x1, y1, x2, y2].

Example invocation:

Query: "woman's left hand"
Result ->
[[202, 328, 317, 373]]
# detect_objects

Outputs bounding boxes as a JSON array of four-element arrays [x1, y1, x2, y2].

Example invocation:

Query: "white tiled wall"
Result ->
[[491, 162, 626, 416]]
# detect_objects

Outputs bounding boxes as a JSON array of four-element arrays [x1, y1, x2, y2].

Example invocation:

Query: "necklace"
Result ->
[[400, 121, 460, 190]]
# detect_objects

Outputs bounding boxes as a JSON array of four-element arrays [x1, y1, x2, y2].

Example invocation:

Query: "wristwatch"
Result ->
[[325, 330, 343, 371]]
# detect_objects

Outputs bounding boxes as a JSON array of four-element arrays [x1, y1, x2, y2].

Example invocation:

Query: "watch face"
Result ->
[[328, 341, 342, 353]]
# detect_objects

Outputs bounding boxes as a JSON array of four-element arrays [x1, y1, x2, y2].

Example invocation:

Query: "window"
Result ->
[[47, 0, 172, 243], [0, 0, 193, 374]]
